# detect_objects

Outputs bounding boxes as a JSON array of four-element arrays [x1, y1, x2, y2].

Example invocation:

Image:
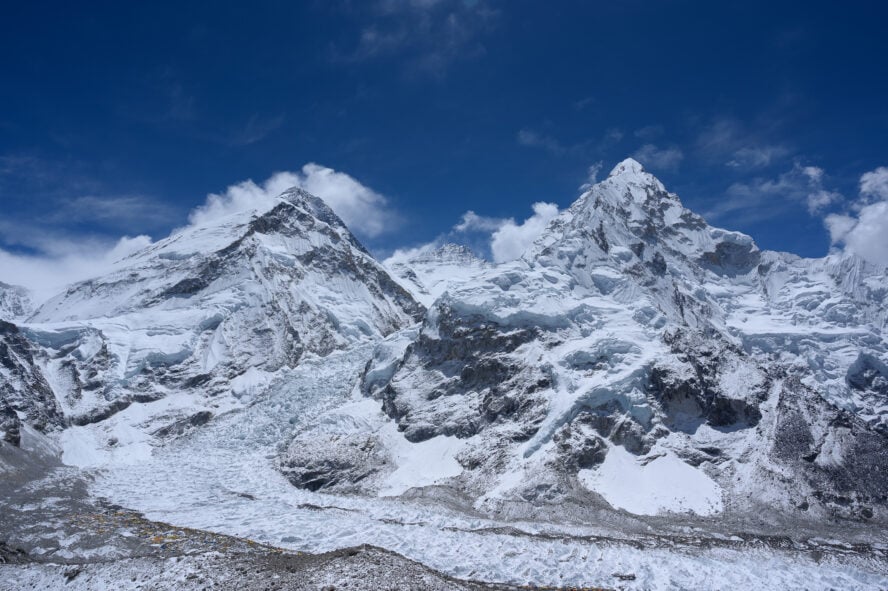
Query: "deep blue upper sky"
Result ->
[[2, 0, 887, 272]]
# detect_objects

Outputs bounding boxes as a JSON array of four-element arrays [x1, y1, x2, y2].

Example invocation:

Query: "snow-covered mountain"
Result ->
[[285, 158, 888, 526], [11, 187, 423, 434], [0, 282, 33, 322], [3, 164, 887, 589], [385, 243, 491, 306]]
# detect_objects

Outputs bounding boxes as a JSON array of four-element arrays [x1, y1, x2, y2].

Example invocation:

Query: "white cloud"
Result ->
[[825, 166, 888, 266], [489, 202, 560, 263], [382, 242, 438, 267], [632, 144, 684, 171], [859, 166, 888, 203], [453, 210, 507, 233], [188, 163, 398, 238], [448, 202, 561, 263], [0, 234, 152, 304]]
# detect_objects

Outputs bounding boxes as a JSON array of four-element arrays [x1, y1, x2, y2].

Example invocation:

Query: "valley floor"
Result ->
[[2, 346, 886, 590]]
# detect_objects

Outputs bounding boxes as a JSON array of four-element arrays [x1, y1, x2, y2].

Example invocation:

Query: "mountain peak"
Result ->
[[408, 243, 482, 265], [608, 157, 645, 178]]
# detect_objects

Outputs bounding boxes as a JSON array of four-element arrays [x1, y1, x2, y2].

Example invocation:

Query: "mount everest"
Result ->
[[2, 159, 887, 589]]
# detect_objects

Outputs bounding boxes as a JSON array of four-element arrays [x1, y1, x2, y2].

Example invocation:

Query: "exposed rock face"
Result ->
[[0, 321, 64, 445], [5, 188, 424, 430], [291, 158, 888, 524]]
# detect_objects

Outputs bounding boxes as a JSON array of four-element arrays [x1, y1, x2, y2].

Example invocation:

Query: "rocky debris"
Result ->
[[0, 444, 609, 591], [153, 411, 213, 439], [279, 433, 390, 491]]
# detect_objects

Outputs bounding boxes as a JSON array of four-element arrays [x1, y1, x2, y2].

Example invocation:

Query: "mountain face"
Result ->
[[285, 159, 888, 524], [16, 188, 423, 430], [385, 243, 491, 307], [0, 321, 64, 446], [0, 282, 33, 322]]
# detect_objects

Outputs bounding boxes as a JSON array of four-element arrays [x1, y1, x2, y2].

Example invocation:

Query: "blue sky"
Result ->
[[1, 1, 887, 296]]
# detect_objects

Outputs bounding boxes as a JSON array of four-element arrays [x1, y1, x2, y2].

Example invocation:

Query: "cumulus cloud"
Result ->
[[487, 202, 560, 263], [632, 144, 684, 171], [825, 166, 888, 266], [0, 234, 153, 304], [188, 163, 398, 238], [440, 202, 562, 263], [859, 166, 888, 203]]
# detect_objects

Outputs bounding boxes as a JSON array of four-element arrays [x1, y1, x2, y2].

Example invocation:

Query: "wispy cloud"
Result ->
[[517, 129, 568, 155], [226, 113, 286, 146], [696, 118, 790, 170], [633, 125, 664, 141], [632, 144, 684, 171], [706, 162, 842, 223], [44, 195, 179, 228], [579, 161, 604, 191], [331, 0, 497, 76], [517, 128, 621, 159]]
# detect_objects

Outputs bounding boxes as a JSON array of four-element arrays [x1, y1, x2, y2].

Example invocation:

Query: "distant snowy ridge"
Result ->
[[385, 243, 491, 307]]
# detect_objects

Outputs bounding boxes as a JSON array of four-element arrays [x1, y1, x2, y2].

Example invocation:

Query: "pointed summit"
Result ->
[[608, 157, 645, 178]]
